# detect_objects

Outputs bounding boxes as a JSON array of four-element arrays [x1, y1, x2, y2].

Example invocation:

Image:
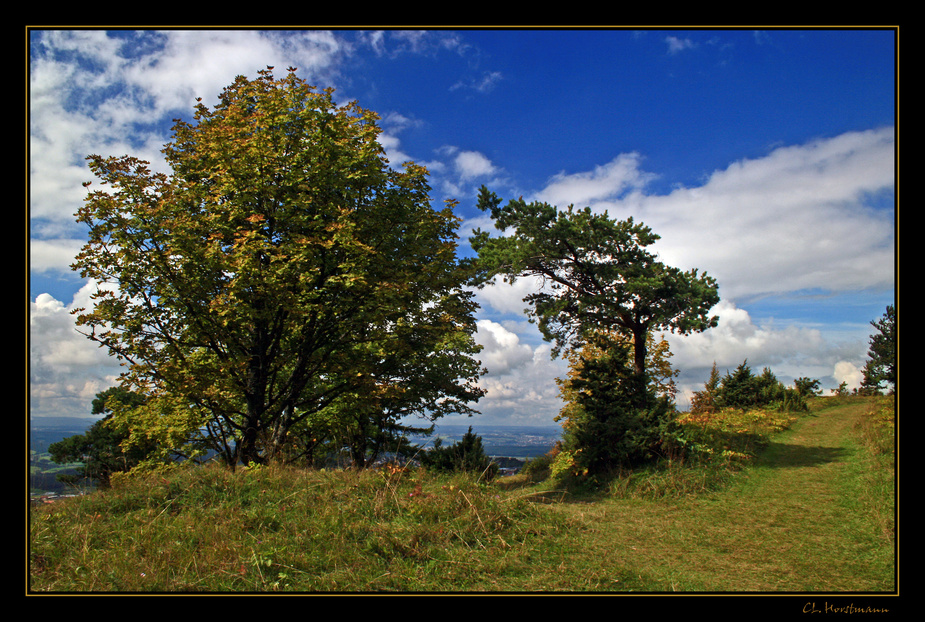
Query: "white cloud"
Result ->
[[447, 320, 566, 425], [451, 70, 504, 93], [120, 30, 346, 115], [469, 126, 894, 414], [475, 291, 875, 413], [535, 152, 656, 208], [666, 300, 828, 372], [539, 127, 895, 301], [431, 147, 505, 199], [29, 30, 350, 228], [358, 30, 466, 59], [471, 276, 546, 317], [377, 132, 417, 170], [665, 36, 696, 54], [833, 360, 864, 391], [359, 30, 387, 56], [30, 239, 84, 273], [474, 319, 535, 375], [30, 283, 123, 418], [665, 299, 875, 408], [453, 149, 498, 181]]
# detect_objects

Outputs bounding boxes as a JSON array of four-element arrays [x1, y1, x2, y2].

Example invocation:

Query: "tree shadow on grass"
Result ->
[[495, 436, 852, 505], [494, 472, 612, 504], [756, 441, 850, 469]]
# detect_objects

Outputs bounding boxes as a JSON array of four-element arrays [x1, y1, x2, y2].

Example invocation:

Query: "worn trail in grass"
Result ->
[[538, 401, 895, 592]]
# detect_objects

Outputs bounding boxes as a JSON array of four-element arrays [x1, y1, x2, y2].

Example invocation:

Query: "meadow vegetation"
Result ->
[[29, 395, 894, 593]]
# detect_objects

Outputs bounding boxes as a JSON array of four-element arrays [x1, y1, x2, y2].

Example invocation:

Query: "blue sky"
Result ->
[[28, 28, 896, 426]]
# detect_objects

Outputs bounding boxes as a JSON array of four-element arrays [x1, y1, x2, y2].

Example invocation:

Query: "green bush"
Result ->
[[716, 361, 810, 413], [519, 451, 555, 481], [556, 340, 683, 476]]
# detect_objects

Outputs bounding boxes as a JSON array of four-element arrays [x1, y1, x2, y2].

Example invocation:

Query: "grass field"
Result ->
[[28, 396, 896, 599]]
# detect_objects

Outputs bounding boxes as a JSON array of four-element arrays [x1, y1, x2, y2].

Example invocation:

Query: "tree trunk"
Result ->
[[266, 404, 293, 463], [240, 330, 269, 466], [632, 326, 648, 378], [239, 416, 262, 467], [631, 325, 650, 409]]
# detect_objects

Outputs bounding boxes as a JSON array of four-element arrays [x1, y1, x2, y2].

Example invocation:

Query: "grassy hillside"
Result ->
[[28, 396, 895, 595]]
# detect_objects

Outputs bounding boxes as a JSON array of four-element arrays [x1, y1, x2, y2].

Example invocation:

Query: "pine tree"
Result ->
[[421, 427, 497, 479], [861, 305, 896, 394], [690, 362, 721, 414], [555, 331, 679, 474]]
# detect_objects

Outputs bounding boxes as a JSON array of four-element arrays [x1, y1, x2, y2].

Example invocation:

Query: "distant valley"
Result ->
[[411, 424, 561, 459], [30, 417, 561, 497]]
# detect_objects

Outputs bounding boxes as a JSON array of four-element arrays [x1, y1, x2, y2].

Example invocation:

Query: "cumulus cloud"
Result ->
[[472, 281, 879, 414], [311, 123, 895, 420], [30, 282, 123, 418], [435, 146, 500, 181], [664, 299, 875, 409], [532, 127, 895, 301], [832, 360, 865, 391], [474, 319, 535, 375], [470, 277, 546, 317], [431, 146, 506, 199], [474, 131, 893, 307], [465, 128, 893, 416], [30, 30, 349, 228], [454, 150, 498, 181], [29, 239, 85, 273], [119, 30, 346, 114], [471, 322, 567, 425], [664, 300, 832, 377], [534, 152, 657, 208]]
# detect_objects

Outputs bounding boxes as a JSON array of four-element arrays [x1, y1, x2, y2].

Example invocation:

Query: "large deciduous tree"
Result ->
[[71, 67, 484, 469]]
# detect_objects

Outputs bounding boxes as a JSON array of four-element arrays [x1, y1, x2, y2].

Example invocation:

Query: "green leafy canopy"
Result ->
[[71, 67, 484, 468], [468, 186, 720, 377]]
